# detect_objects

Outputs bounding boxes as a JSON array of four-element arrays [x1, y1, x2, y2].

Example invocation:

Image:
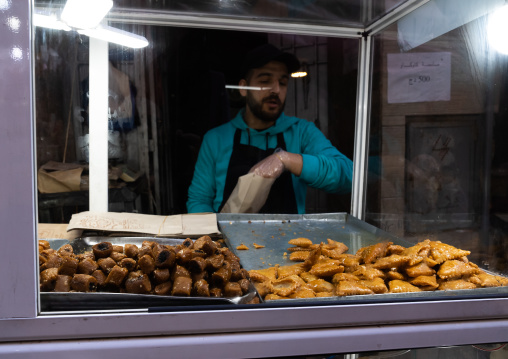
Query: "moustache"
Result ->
[[263, 95, 281, 105]]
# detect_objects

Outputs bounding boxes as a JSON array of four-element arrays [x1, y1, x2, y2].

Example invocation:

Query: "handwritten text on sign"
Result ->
[[387, 52, 451, 104]]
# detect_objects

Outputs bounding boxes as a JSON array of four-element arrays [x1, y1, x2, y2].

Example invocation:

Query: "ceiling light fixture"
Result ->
[[61, 0, 113, 30], [78, 25, 149, 49]]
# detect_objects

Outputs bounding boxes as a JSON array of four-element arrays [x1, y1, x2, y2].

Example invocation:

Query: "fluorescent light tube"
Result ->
[[488, 5, 508, 55], [78, 25, 149, 49], [61, 0, 113, 29], [34, 12, 72, 31]]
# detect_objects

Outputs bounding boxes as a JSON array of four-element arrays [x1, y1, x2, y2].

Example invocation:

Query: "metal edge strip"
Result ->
[[351, 35, 372, 220], [365, 0, 431, 35]]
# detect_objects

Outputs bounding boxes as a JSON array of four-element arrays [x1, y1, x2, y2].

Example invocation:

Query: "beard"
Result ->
[[246, 92, 285, 123]]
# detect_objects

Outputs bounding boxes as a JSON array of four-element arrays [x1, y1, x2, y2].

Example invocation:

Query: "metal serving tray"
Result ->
[[40, 236, 256, 312], [217, 213, 508, 304]]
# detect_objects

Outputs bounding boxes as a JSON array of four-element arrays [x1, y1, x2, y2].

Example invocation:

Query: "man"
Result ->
[[186, 43, 353, 214]]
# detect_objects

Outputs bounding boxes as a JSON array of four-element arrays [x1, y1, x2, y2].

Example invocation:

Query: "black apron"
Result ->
[[219, 129, 298, 214]]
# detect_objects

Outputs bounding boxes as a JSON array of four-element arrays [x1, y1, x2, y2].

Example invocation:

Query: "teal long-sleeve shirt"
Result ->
[[186, 110, 353, 214]]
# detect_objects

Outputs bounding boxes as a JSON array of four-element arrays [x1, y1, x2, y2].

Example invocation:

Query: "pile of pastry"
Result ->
[[249, 238, 508, 300], [39, 236, 256, 300]]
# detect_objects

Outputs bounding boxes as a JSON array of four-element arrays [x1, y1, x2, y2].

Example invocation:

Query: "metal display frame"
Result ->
[[1, 0, 508, 357]]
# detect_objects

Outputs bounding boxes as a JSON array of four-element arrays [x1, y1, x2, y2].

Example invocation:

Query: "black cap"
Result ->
[[240, 44, 300, 78]]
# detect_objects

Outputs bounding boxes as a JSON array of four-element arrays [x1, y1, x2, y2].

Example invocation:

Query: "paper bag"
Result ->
[[37, 161, 84, 194], [221, 173, 276, 213]]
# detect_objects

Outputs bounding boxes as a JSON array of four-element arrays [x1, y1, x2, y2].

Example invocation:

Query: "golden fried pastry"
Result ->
[[429, 241, 471, 264], [438, 279, 477, 291], [288, 237, 313, 248], [309, 262, 344, 277], [287, 246, 313, 252], [322, 247, 350, 260], [278, 263, 305, 279], [372, 255, 411, 270], [289, 251, 310, 262], [357, 241, 392, 264], [250, 266, 278, 282], [272, 276, 302, 297], [353, 265, 385, 280], [334, 254, 361, 272], [387, 244, 405, 255], [359, 277, 388, 294], [437, 260, 480, 280], [253, 243, 265, 249], [409, 275, 438, 289], [307, 279, 335, 293], [301, 245, 323, 270], [386, 270, 406, 281], [388, 280, 421, 293], [300, 271, 319, 283], [265, 293, 286, 300], [401, 239, 431, 266], [469, 272, 508, 287], [248, 271, 270, 283], [335, 281, 375, 296], [253, 281, 274, 298], [322, 239, 348, 255], [289, 286, 316, 299], [332, 272, 359, 283], [405, 261, 436, 277], [236, 244, 249, 250]]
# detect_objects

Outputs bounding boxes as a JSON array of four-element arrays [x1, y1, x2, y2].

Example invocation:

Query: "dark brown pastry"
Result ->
[[118, 258, 137, 272], [54, 275, 72, 292], [193, 279, 210, 297], [153, 245, 176, 268], [138, 254, 155, 274], [105, 265, 129, 287], [92, 242, 113, 258], [124, 244, 139, 258], [171, 276, 192, 296], [176, 248, 193, 265], [70, 274, 98, 292], [238, 278, 251, 294], [224, 282, 242, 297], [97, 257, 117, 274], [57, 244, 74, 257], [58, 256, 78, 276], [152, 268, 170, 284], [154, 281, 172, 295], [205, 254, 224, 271], [91, 269, 107, 287], [125, 271, 151, 294], [110, 251, 127, 262], [40, 267, 59, 291], [209, 287, 222, 297], [171, 264, 191, 280], [77, 257, 98, 275], [188, 256, 206, 274]]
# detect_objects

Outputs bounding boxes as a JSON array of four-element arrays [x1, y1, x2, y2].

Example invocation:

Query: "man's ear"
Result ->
[[239, 79, 248, 97]]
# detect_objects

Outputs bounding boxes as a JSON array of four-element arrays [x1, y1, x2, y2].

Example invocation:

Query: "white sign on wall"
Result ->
[[387, 52, 451, 104]]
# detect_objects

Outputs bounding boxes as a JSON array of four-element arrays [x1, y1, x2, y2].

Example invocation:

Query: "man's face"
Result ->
[[240, 60, 289, 123]]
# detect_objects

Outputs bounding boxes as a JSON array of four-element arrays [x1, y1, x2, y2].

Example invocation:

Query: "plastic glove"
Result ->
[[248, 148, 287, 179]]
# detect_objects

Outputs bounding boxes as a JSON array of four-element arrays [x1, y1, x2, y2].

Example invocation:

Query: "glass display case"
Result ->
[[1, 0, 508, 357]]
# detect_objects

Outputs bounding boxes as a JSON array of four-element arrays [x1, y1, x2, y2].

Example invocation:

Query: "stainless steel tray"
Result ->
[[40, 236, 257, 311], [217, 213, 508, 303], [217, 213, 413, 271]]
